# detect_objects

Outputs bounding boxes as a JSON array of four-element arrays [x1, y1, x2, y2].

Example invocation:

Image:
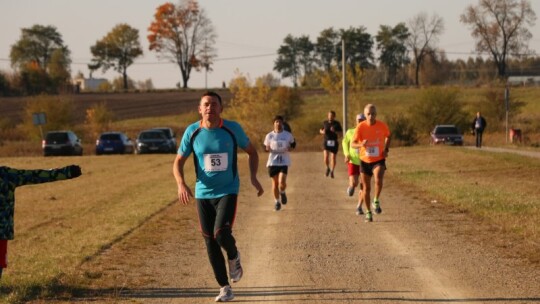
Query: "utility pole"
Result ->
[[505, 85, 510, 144], [204, 39, 208, 89], [342, 39, 348, 133]]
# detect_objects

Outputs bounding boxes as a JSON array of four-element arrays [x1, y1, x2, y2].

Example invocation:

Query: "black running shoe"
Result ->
[[280, 192, 287, 205], [274, 202, 281, 211], [330, 171, 334, 179], [347, 187, 354, 197], [373, 200, 382, 214], [325, 168, 331, 177]]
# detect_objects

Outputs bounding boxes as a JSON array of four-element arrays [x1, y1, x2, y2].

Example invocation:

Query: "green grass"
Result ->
[[0, 155, 193, 303], [388, 146, 540, 244], [1, 86, 540, 301]]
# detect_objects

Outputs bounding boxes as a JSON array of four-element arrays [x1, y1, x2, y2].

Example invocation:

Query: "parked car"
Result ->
[[95, 132, 135, 155], [42, 130, 83, 156], [430, 125, 464, 146], [136, 129, 176, 154], [152, 127, 177, 153]]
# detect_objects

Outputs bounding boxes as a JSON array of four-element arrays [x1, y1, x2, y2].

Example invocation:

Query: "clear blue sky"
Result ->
[[1, 0, 539, 89]]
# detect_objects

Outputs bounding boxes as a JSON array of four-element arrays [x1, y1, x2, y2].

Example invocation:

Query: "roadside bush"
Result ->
[[478, 86, 525, 132], [20, 95, 74, 140], [227, 72, 303, 147], [387, 113, 418, 146], [85, 102, 114, 140], [410, 87, 469, 135], [319, 64, 364, 95], [0, 71, 11, 96], [98, 81, 113, 92]]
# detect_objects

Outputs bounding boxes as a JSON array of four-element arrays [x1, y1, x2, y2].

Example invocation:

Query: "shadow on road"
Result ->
[[67, 285, 540, 302]]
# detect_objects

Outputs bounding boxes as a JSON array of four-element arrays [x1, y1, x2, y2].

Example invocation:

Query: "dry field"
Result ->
[[0, 150, 538, 303]]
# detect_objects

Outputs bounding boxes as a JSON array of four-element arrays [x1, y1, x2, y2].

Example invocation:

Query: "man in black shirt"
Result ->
[[319, 110, 343, 178]]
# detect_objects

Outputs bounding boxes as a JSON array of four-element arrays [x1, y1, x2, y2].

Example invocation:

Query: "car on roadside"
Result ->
[[95, 132, 135, 155], [136, 129, 176, 154], [42, 130, 83, 156], [430, 124, 464, 146], [151, 127, 177, 153]]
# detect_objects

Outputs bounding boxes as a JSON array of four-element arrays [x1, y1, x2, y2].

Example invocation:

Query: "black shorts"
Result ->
[[268, 166, 288, 177], [323, 139, 339, 154], [196, 194, 237, 238], [360, 159, 386, 176]]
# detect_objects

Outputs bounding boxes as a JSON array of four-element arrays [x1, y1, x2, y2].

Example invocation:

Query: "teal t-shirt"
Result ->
[[179, 119, 250, 199]]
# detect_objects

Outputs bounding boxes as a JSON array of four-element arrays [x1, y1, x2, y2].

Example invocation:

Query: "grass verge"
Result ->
[[387, 146, 540, 262], [0, 155, 191, 303]]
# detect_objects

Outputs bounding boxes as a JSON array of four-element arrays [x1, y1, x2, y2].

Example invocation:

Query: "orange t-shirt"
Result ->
[[352, 120, 391, 163]]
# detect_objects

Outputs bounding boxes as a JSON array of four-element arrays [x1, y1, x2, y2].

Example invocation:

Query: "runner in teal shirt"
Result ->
[[179, 119, 249, 199], [173, 91, 263, 302]]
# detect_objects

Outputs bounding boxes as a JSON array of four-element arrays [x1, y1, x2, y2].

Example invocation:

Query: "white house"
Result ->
[[73, 76, 108, 92]]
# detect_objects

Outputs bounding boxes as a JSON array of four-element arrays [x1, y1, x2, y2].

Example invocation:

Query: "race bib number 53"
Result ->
[[204, 153, 228, 172]]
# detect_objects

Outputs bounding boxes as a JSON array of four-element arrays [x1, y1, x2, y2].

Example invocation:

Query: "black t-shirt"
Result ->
[[322, 120, 342, 141]]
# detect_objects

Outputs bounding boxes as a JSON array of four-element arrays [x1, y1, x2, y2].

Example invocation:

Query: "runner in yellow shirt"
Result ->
[[342, 113, 366, 215], [351, 104, 391, 222]]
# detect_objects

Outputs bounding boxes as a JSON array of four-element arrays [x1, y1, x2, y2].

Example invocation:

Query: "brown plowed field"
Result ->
[[0, 90, 231, 124]]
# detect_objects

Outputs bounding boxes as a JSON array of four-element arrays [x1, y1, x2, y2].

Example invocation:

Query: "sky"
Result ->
[[1, 0, 539, 89]]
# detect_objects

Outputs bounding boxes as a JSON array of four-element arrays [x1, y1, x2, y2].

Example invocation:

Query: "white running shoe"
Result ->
[[215, 285, 234, 302], [228, 251, 243, 283]]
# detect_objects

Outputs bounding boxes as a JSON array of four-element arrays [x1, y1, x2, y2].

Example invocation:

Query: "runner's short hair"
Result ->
[[273, 115, 284, 122], [201, 91, 222, 105]]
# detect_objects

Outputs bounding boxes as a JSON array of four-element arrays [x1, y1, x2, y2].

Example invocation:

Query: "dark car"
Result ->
[[42, 130, 83, 156], [96, 132, 134, 155], [152, 127, 177, 153], [430, 125, 464, 146], [136, 130, 176, 154]]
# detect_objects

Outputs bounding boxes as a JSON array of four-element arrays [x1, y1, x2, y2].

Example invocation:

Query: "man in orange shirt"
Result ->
[[351, 104, 391, 222]]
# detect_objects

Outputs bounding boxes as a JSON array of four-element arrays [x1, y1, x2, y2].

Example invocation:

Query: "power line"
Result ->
[[0, 53, 278, 66]]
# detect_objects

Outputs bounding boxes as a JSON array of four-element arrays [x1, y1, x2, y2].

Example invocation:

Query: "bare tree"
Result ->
[[406, 12, 445, 86], [460, 0, 537, 79], [148, 0, 217, 89]]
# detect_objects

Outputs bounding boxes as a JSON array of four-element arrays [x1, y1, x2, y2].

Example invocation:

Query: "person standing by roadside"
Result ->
[[342, 113, 366, 215], [471, 111, 487, 148], [319, 110, 342, 178], [264, 115, 296, 211], [351, 104, 391, 223], [173, 91, 264, 302], [0, 164, 82, 279]]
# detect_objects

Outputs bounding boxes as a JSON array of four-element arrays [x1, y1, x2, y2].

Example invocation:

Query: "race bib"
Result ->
[[203, 153, 228, 172], [270, 140, 288, 153], [326, 140, 336, 147], [365, 146, 380, 157]]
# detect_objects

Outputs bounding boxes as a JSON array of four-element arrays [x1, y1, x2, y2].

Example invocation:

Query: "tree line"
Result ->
[[0, 0, 215, 96], [0, 0, 537, 96], [274, 1, 538, 88]]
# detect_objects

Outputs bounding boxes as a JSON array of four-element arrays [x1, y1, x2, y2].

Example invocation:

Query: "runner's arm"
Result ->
[[173, 154, 193, 205], [242, 143, 264, 197], [383, 136, 391, 158]]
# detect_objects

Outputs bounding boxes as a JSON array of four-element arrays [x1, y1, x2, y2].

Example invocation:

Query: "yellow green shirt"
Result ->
[[342, 128, 360, 165]]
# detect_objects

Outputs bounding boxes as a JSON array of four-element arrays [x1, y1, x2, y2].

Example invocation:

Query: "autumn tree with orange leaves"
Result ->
[[148, 0, 217, 89]]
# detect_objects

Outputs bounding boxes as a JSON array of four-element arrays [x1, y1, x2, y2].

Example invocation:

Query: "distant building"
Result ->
[[73, 76, 108, 92], [507, 76, 540, 86]]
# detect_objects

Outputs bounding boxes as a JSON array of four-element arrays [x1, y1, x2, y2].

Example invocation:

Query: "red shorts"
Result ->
[[347, 162, 360, 176], [0, 240, 7, 268]]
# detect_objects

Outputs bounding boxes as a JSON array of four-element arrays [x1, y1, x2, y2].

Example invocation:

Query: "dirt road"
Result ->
[[69, 152, 539, 303]]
